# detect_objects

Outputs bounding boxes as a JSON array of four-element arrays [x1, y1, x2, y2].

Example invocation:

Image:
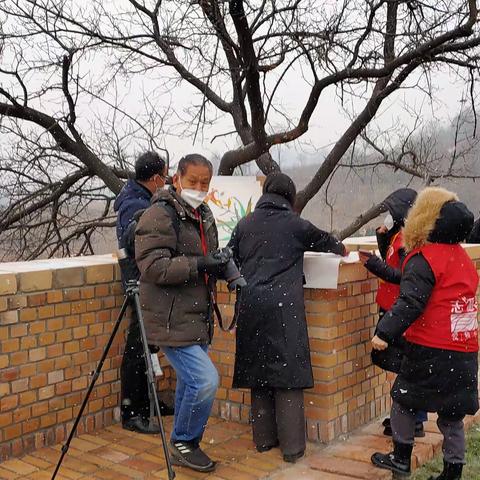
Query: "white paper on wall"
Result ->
[[303, 252, 342, 289], [303, 251, 360, 289]]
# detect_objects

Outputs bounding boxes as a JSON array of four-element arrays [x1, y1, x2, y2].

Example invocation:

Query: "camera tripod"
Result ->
[[51, 280, 176, 480]]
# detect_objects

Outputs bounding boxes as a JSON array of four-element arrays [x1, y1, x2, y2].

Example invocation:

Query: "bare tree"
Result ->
[[335, 107, 480, 238], [1, 0, 480, 258]]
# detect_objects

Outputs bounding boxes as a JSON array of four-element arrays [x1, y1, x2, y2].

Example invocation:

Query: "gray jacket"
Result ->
[[135, 187, 218, 346]]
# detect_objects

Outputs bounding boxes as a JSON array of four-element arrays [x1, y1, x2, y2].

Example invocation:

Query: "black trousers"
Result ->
[[251, 387, 306, 456], [120, 311, 150, 421]]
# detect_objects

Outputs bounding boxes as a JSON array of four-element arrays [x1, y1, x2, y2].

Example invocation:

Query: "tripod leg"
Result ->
[[51, 295, 130, 480], [132, 292, 176, 480]]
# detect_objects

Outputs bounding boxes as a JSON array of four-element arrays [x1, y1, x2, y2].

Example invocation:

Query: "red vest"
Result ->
[[404, 243, 479, 352], [376, 232, 403, 310]]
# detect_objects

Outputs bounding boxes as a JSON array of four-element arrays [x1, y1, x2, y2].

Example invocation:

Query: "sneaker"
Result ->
[[169, 440, 216, 472]]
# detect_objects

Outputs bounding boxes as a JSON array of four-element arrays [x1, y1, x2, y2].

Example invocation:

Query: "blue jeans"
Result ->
[[162, 345, 219, 443]]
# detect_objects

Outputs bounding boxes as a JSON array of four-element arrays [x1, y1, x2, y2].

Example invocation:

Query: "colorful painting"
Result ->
[[205, 177, 263, 246]]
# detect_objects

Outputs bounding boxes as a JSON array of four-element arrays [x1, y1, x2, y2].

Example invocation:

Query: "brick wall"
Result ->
[[210, 261, 393, 442], [0, 256, 174, 461], [1, 245, 480, 460], [210, 245, 480, 442]]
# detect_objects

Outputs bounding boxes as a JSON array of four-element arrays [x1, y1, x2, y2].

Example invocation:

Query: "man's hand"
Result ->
[[371, 335, 388, 350]]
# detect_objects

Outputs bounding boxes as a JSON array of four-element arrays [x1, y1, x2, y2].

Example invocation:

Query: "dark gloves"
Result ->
[[197, 251, 229, 276]]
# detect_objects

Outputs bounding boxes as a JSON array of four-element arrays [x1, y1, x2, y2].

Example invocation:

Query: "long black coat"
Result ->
[[227, 194, 345, 389]]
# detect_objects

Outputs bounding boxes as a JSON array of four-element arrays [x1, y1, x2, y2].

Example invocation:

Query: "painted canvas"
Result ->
[[205, 176, 263, 246]]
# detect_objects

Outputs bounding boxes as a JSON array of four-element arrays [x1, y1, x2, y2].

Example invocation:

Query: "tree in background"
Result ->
[[1, 0, 480, 258]]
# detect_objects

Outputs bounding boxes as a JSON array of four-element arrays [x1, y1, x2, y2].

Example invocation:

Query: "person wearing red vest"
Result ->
[[359, 188, 427, 436], [370, 187, 478, 480]]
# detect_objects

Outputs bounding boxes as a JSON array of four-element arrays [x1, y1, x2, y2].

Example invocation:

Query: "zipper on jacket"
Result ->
[[167, 296, 175, 332]]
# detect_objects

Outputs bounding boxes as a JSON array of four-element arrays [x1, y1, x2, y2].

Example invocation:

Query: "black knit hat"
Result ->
[[263, 172, 297, 205]]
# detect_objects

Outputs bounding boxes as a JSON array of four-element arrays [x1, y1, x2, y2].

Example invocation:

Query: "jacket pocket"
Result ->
[[166, 296, 176, 333]]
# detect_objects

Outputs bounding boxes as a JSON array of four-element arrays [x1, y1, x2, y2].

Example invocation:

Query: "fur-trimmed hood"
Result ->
[[403, 187, 474, 251]]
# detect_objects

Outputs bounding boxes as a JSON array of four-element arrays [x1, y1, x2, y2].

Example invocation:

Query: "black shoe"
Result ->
[[428, 461, 463, 480], [256, 441, 280, 453], [383, 421, 425, 438], [371, 442, 412, 476], [283, 451, 305, 463], [122, 416, 161, 434], [170, 440, 216, 473]]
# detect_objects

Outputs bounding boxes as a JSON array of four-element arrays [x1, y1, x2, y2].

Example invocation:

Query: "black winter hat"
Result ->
[[428, 201, 474, 244], [382, 188, 417, 226], [263, 172, 297, 205]]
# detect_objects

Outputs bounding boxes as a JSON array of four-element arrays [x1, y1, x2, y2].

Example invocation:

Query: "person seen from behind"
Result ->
[[228, 172, 347, 464]]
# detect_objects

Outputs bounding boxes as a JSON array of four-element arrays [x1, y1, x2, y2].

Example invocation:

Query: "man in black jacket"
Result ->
[[114, 151, 172, 434]]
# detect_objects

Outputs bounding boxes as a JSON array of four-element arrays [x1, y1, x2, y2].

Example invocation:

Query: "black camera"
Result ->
[[212, 247, 247, 292], [117, 248, 140, 286]]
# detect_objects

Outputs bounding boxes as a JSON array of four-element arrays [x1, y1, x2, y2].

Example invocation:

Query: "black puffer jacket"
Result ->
[[367, 188, 416, 373], [228, 193, 345, 389], [376, 188, 478, 417]]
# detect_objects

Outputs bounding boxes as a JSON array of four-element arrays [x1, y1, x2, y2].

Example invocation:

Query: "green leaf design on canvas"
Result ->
[[245, 197, 252, 215]]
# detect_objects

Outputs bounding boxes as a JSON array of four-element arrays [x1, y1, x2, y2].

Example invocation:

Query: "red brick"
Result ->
[[20, 308, 37, 322], [19, 390, 37, 406], [1, 338, 19, 353], [38, 305, 55, 319], [21, 336, 37, 349], [47, 317, 63, 331], [29, 320, 45, 334], [308, 454, 391, 479], [29, 347, 46, 362], [27, 293, 47, 306], [47, 290, 63, 303], [9, 323, 27, 337]]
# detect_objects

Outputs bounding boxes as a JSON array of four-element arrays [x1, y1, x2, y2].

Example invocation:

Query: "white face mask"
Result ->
[[384, 213, 394, 231], [179, 179, 208, 209]]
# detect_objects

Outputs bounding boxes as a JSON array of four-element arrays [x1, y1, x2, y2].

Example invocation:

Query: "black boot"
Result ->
[[371, 441, 412, 476], [428, 461, 463, 480]]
